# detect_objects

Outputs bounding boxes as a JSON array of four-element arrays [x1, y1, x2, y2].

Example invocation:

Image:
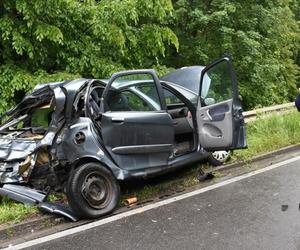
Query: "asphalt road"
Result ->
[[21, 157, 300, 250]]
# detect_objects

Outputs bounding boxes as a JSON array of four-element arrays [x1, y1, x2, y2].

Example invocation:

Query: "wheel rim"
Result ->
[[211, 151, 231, 163], [81, 171, 112, 209]]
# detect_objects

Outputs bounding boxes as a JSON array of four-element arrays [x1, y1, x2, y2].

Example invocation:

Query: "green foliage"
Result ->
[[290, 0, 300, 67], [204, 60, 233, 103], [0, 65, 79, 112], [167, 0, 300, 110], [0, 0, 178, 113], [0, 0, 299, 112]]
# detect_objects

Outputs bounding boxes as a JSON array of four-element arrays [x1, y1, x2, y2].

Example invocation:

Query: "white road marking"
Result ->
[[5, 155, 300, 250]]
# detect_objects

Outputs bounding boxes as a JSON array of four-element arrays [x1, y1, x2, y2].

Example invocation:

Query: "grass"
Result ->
[[232, 110, 300, 161], [1, 110, 300, 225], [120, 165, 202, 204], [0, 197, 37, 225], [47, 193, 67, 204]]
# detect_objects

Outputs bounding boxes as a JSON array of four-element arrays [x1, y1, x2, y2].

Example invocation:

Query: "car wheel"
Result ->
[[66, 162, 120, 219], [207, 150, 231, 167]]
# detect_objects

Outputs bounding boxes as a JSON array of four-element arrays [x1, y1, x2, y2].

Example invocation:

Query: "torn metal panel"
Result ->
[[0, 184, 78, 221], [0, 147, 38, 184], [0, 138, 38, 161], [0, 83, 64, 184], [55, 117, 124, 179], [0, 132, 54, 162], [38, 202, 78, 222], [0, 184, 47, 205], [0, 161, 23, 183]]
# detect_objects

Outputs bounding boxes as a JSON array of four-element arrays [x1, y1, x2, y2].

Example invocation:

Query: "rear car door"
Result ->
[[197, 57, 247, 151], [99, 70, 175, 170]]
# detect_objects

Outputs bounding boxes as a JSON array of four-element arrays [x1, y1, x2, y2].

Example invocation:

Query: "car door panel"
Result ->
[[197, 57, 247, 151], [98, 70, 176, 171], [207, 102, 230, 121], [101, 111, 174, 170], [197, 99, 233, 149], [102, 112, 174, 147]]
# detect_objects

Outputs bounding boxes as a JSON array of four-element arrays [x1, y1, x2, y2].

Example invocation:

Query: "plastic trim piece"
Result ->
[[112, 144, 173, 155], [38, 202, 78, 222], [0, 184, 78, 221], [0, 184, 46, 205]]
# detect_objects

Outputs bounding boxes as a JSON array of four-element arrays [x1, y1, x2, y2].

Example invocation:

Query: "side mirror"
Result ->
[[204, 98, 215, 106]]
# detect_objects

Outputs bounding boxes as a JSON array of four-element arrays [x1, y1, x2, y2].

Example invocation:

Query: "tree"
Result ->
[[0, 0, 178, 113], [1, 0, 299, 112], [290, 0, 300, 68], [166, 0, 300, 109]]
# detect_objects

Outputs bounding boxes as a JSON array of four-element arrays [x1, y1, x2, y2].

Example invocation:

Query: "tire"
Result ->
[[207, 150, 231, 167], [66, 162, 120, 219]]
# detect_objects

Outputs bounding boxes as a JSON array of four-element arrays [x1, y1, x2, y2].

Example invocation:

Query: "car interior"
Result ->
[[161, 88, 196, 156], [84, 81, 197, 157]]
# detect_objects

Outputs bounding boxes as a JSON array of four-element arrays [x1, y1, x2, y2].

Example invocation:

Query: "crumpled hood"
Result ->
[[0, 133, 55, 161], [0, 138, 39, 161]]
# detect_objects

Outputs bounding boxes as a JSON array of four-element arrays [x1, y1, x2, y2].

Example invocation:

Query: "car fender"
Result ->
[[55, 117, 129, 180], [70, 155, 127, 181]]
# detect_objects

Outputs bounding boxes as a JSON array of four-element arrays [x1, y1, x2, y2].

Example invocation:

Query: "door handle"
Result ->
[[206, 110, 212, 121], [111, 117, 124, 123]]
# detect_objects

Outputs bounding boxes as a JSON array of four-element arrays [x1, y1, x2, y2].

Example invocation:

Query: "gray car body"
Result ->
[[0, 57, 246, 220], [0, 75, 208, 185]]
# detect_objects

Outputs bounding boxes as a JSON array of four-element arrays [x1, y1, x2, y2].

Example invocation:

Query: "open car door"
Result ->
[[99, 70, 174, 171], [197, 57, 247, 151]]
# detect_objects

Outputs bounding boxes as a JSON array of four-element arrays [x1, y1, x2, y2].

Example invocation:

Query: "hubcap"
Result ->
[[212, 151, 231, 163], [81, 172, 111, 209]]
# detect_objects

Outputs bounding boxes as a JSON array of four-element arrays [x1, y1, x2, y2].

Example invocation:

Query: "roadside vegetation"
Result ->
[[0, 1, 299, 112], [233, 111, 300, 161], [3, 110, 299, 226], [0, 197, 37, 225]]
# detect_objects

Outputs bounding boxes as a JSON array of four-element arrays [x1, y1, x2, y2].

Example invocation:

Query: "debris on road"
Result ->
[[197, 167, 214, 182], [124, 197, 138, 206]]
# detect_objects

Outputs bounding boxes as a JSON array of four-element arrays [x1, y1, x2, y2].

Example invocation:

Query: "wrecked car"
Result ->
[[0, 56, 246, 219]]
